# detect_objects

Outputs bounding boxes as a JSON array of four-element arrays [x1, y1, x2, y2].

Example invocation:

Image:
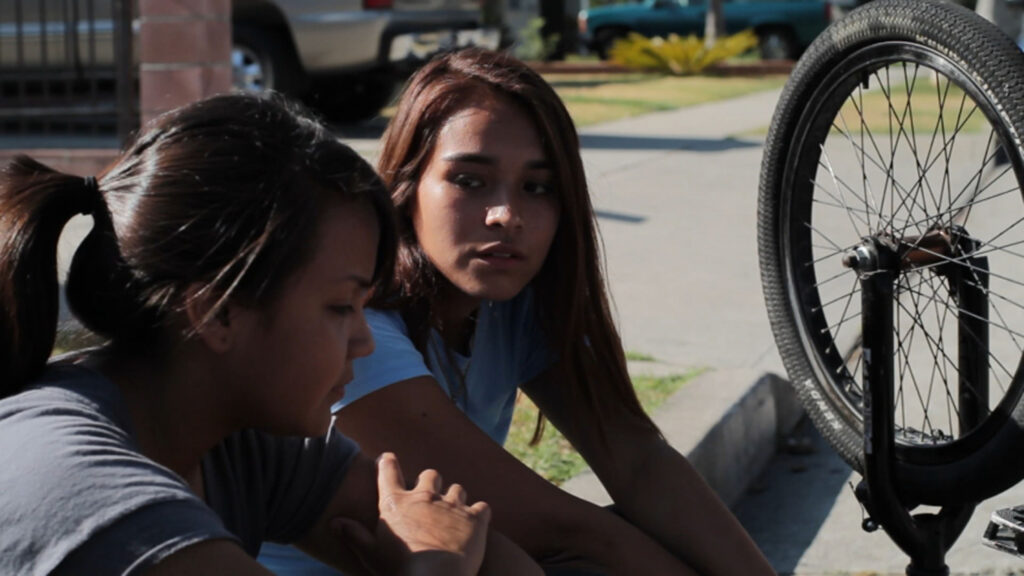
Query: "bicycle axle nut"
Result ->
[[843, 244, 878, 272]]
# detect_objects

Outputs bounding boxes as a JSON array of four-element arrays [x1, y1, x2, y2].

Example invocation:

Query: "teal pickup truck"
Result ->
[[579, 0, 834, 59]]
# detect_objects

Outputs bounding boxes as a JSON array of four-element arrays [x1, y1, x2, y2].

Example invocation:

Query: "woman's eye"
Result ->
[[451, 173, 485, 189], [524, 181, 554, 196], [329, 305, 355, 317]]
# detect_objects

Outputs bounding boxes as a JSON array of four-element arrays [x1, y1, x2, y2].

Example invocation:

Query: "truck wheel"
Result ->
[[758, 27, 796, 60], [231, 23, 305, 96], [594, 27, 628, 60], [310, 72, 398, 123]]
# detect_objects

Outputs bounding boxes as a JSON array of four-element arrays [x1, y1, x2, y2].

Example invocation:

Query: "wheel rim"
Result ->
[[231, 44, 270, 93], [781, 41, 1024, 464], [761, 33, 790, 60]]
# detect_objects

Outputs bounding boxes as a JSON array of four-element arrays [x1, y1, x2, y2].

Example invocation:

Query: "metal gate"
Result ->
[[0, 0, 135, 144]]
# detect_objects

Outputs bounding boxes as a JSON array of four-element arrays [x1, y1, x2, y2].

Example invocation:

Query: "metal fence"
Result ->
[[0, 0, 135, 144]]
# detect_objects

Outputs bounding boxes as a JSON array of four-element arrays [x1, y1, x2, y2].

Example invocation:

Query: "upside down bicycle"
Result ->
[[758, 0, 1024, 573]]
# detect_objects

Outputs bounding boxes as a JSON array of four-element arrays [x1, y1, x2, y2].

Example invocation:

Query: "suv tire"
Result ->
[[758, 26, 796, 60], [231, 23, 306, 96], [594, 27, 629, 60]]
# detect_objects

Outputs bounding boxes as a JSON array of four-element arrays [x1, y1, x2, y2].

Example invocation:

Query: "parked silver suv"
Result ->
[[0, 0, 497, 121], [233, 0, 497, 120]]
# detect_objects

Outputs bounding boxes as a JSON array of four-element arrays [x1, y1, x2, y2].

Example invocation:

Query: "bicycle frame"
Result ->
[[850, 236, 990, 575]]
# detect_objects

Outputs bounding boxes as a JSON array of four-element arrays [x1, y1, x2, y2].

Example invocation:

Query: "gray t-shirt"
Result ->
[[0, 362, 359, 575]]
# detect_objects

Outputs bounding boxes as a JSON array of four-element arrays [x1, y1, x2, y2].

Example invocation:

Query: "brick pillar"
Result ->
[[138, 0, 232, 127]]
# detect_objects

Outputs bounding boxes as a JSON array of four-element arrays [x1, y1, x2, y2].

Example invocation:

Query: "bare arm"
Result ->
[[295, 451, 541, 576], [522, 372, 776, 576], [334, 376, 698, 574], [145, 452, 514, 576]]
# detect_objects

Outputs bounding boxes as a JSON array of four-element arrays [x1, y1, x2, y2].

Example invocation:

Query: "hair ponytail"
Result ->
[[2, 93, 396, 400], [0, 156, 103, 396]]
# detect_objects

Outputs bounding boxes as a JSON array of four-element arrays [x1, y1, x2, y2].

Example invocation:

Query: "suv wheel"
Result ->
[[758, 27, 796, 60], [594, 27, 628, 60], [231, 23, 305, 96], [232, 42, 270, 93]]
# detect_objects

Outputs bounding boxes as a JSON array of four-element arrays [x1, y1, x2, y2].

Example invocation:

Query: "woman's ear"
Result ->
[[183, 283, 234, 354]]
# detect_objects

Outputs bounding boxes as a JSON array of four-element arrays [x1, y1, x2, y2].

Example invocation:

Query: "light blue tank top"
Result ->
[[258, 289, 554, 574]]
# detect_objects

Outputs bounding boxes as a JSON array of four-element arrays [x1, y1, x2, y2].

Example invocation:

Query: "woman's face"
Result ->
[[227, 198, 378, 436], [412, 94, 561, 305]]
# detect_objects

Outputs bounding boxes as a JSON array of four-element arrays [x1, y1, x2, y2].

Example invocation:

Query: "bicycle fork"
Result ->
[[844, 230, 989, 576]]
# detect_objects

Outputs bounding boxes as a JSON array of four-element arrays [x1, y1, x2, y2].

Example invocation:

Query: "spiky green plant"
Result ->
[[609, 29, 759, 75]]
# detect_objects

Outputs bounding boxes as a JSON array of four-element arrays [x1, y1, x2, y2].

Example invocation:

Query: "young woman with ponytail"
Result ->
[[0, 92, 540, 576]]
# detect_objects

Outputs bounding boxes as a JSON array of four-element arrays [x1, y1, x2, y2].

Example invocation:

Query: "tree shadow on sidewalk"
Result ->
[[733, 418, 853, 575], [579, 134, 760, 152]]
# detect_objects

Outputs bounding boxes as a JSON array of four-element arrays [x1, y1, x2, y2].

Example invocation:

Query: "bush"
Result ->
[[514, 17, 561, 62], [608, 29, 759, 75]]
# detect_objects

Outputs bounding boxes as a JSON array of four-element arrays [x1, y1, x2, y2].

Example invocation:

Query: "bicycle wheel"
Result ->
[[759, 0, 1024, 505]]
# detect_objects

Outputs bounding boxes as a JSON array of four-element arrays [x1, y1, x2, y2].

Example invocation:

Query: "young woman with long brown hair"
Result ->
[[0, 92, 540, 575], [260, 48, 774, 575]]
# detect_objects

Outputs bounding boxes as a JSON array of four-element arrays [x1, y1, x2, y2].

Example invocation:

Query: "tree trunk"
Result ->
[[540, 0, 568, 59], [975, 0, 1022, 42], [704, 0, 725, 49], [481, 0, 503, 29]]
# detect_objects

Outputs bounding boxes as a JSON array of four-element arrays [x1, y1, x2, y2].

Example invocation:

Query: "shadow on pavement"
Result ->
[[579, 134, 760, 152], [734, 419, 854, 575], [544, 77, 650, 90], [595, 209, 646, 224]]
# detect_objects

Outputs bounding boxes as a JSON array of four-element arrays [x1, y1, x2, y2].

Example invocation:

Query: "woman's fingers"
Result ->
[[417, 468, 443, 494], [444, 482, 468, 505], [468, 500, 491, 524], [370, 454, 491, 574], [376, 452, 406, 510]]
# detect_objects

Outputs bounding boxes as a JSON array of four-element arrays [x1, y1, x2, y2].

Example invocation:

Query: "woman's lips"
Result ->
[[475, 252, 525, 268], [330, 368, 354, 402], [475, 244, 525, 265]]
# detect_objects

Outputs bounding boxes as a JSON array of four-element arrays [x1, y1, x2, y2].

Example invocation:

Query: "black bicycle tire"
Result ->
[[759, 0, 1024, 505]]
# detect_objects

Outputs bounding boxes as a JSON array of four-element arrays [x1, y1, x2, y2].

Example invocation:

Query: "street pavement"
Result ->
[[51, 85, 1024, 574]]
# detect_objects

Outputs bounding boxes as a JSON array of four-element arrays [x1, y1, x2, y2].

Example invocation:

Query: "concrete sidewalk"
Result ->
[[559, 88, 800, 508]]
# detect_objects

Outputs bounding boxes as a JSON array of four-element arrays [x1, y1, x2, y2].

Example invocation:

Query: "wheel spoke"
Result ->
[[900, 283, 1024, 373]]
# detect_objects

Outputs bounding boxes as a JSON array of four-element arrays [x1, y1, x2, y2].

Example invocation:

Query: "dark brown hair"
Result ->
[[375, 47, 657, 442], [0, 93, 396, 397]]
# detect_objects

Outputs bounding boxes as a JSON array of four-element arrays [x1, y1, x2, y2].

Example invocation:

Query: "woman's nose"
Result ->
[[485, 202, 523, 228], [350, 311, 376, 360]]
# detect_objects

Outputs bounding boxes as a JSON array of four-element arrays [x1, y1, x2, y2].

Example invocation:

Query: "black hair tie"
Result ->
[[80, 176, 101, 216]]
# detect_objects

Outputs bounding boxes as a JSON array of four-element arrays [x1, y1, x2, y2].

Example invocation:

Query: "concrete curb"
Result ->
[[561, 369, 802, 508]]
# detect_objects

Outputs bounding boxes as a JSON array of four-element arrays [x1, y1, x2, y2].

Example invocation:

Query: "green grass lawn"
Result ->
[[624, 349, 656, 362], [381, 72, 787, 128], [543, 73, 788, 127], [743, 80, 990, 138], [504, 368, 704, 485], [52, 326, 103, 357], [829, 83, 989, 136]]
